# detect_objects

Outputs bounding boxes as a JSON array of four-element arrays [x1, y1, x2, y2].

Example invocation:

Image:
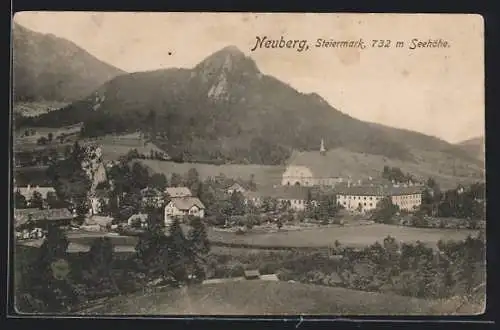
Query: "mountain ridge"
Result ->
[[12, 22, 126, 103], [19, 45, 482, 175]]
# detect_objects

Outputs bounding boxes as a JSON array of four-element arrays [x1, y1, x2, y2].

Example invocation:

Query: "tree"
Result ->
[[372, 197, 399, 224], [37, 137, 48, 145], [168, 218, 191, 284], [46, 191, 65, 209], [22, 226, 76, 312], [47, 133, 53, 143], [230, 191, 245, 216], [130, 162, 150, 190], [30, 191, 44, 209], [170, 173, 183, 187], [149, 173, 168, 191], [47, 143, 92, 213], [186, 168, 200, 189], [187, 217, 210, 257], [15, 189, 27, 208]]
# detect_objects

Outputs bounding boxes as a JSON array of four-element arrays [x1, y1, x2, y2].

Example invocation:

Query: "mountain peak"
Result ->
[[193, 45, 260, 101], [195, 45, 259, 74]]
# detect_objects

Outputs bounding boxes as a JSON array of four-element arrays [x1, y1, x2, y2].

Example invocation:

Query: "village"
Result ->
[[13, 137, 483, 244], [11, 12, 486, 315]]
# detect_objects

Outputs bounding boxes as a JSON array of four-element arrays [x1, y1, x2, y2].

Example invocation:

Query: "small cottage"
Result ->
[[164, 197, 205, 226], [244, 269, 260, 280]]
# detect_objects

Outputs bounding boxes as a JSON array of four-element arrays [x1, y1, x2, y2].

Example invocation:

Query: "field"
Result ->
[[60, 224, 478, 253], [14, 101, 69, 117], [77, 280, 480, 315], [139, 159, 285, 186], [205, 224, 478, 249], [80, 133, 167, 161]]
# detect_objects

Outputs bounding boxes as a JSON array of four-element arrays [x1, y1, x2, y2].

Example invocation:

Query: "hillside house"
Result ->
[[226, 182, 247, 195], [14, 208, 75, 235], [164, 197, 205, 226], [165, 187, 192, 198], [281, 140, 344, 187], [336, 181, 424, 213]]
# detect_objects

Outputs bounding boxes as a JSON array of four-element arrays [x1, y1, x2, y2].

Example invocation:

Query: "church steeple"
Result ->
[[320, 138, 326, 155]]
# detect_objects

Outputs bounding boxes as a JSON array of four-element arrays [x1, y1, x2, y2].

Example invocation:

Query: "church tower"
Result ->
[[320, 138, 326, 155]]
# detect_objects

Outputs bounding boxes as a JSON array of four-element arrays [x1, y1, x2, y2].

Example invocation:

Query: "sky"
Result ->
[[13, 12, 484, 143]]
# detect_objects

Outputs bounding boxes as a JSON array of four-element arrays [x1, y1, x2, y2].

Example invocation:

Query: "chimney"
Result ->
[[347, 180, 351, 188], [358, 179, 361, 185], [27, 184, 31, 191]]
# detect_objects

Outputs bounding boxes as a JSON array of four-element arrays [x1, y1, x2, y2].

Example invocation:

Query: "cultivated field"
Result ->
[[206, 224, 479, 249], [77, 280, 478, 315], [139, 159, 285, 186]]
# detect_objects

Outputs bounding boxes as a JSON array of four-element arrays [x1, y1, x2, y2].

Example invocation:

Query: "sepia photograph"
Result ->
[[10, 12, 485, 316]]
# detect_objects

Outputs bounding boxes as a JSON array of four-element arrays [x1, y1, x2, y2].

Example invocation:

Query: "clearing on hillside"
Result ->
[[138, 159, 285, 186], [77, 280, 479, 315]]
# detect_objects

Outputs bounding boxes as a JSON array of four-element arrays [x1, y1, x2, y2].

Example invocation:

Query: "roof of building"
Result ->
[[226, 182, 247, 191], [244, 270, 260, 278], [168, 197, 205, 210], [243, 185, 321, 201], [14, 208, 74, 226], [286, 150, 347, 178], [86, 215, 113, 226], [165, 187, 192, 197], [17, 186, 56, 200], [335, 184, 424, 197]]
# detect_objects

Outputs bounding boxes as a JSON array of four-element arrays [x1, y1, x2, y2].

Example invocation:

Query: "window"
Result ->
[[364, 203, 366, 206], [369, 203, 372, 207], [364, 197, 366, 200]]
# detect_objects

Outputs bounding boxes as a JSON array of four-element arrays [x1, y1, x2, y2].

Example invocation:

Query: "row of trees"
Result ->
[[382, 166, 415, 184], [421, 179, 485, 220]]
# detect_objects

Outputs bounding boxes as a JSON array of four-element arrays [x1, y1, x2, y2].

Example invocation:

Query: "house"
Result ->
[[89, 189, 110, 216], [244, 269, 260, 280], [84, 215, 113, 231], [281, 140, 344, 187], [14, 208, 75, 232], [16, 185, 57, 207], [141, 187, 165, 208], [335, 181, 424, 213], [164, 197, 205, 225], [165, 187, 192, 198], [226, 182, 247, 195]]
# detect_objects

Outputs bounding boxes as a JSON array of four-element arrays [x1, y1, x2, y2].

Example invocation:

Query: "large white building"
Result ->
[[336, 181, 424, 213]]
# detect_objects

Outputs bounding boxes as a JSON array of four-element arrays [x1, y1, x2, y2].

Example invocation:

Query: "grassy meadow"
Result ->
[[77, 280, 480, 315], [138, 159, 286, 186]]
